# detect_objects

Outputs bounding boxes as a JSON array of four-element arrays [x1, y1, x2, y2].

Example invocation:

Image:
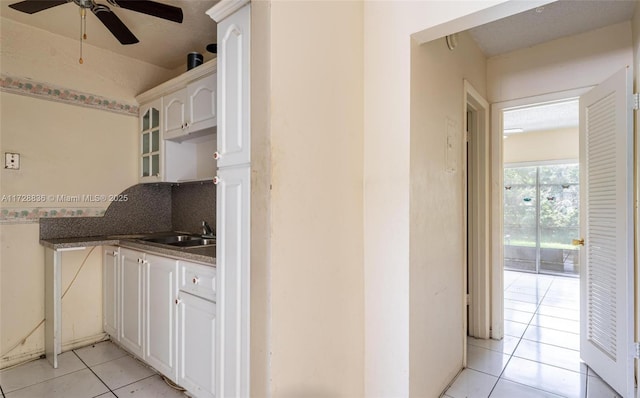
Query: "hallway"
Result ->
[[443, 270, 620, 397]]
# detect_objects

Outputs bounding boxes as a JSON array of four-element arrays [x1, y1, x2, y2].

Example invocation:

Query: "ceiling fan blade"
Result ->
[[8, 0, 68, 14], [92, 4, 139, 45], [108, 0, 183, 23]]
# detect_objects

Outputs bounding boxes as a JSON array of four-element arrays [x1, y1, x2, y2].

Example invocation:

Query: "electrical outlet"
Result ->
[[5, 153, 20, 170]]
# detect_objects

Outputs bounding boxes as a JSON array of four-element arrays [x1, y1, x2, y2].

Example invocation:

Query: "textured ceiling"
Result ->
[[503, 100, 579, 134], [468, 0, 637, 57], [0, 0, 219, 69]]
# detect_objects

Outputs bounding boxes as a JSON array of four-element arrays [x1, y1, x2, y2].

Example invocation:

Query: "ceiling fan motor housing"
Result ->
[[73, 0, 95, 9]]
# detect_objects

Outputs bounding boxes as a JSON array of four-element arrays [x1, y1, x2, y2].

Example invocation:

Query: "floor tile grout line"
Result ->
[[106, 373, 162, 395], [72, 349, 117, 396], [493, 377, 568, 398], [0, 366, 91, 396], [491, 272, 581, 398], [0, 381, 5, 398]]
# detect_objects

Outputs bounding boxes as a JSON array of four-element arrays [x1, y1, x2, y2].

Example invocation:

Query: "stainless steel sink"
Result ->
[[166, 238, 216, 247], [140, 233, 215, 248], [142, 235, 201, 244]]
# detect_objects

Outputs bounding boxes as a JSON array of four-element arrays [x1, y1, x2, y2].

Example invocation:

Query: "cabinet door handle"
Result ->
[[213, 151, 221, 160], [213, 176, 220, 185], [192, 277, 199, 285], [175, 298, 181, 305]]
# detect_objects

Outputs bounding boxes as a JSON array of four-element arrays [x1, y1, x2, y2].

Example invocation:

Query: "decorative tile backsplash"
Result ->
[[0, 74, 138, 116], [36, 182, 215, 239], [0, 207, 107, 224]]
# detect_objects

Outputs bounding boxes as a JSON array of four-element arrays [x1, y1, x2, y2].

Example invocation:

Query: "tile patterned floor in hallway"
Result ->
[[444, 270, 621, 398], [0, 341, 188, 398]]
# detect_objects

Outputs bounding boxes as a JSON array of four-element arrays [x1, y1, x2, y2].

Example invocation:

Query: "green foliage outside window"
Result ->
[[504, 164, 579, 250]]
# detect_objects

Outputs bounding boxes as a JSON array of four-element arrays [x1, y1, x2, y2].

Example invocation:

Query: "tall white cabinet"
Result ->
[[207, 1, 251, 397]]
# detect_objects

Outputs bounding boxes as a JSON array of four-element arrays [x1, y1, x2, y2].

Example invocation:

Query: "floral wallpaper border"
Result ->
[[0, 207, 107, 224], [0, 74, 138, 116]]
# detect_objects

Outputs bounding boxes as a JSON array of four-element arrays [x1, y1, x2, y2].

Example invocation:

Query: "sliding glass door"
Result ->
[[504, 163, 580, 276]]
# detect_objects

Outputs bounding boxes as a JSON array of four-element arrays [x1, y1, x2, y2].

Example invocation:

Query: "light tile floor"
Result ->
[[444, 270, 622, 398], [0, 271, 626, 398], [0, 341, 188, 398]]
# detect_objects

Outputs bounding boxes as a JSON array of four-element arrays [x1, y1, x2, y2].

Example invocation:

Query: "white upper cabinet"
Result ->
[[136, 60, 218, 183], [187, 74, 217, 135], [164, 73, 217, 142], [164, 88, 188, 141], [216, 4, 250, 167], [138, 99, 163, 183]]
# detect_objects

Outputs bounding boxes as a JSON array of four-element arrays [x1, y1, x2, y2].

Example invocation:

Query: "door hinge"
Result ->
[[634, 93, 640, 111], [466, 294, 471, 306], [634, 342, 640, 359]]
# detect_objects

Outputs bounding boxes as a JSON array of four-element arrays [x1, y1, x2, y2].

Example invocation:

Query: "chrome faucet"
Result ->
[[202, 221, 215, 238]]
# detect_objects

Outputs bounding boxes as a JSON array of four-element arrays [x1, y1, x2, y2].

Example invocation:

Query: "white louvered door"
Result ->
[[579, 67, 634, 398]]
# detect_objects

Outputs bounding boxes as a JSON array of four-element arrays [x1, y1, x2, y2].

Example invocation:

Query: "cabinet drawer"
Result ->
[[179, 262, 216, 302]]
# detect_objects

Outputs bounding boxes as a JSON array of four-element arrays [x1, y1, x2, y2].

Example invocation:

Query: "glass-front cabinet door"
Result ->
[[140, 99, 162, 182]]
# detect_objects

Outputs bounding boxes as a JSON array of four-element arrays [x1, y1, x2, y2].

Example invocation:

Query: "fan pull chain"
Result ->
[[79, 7, 86, 64]]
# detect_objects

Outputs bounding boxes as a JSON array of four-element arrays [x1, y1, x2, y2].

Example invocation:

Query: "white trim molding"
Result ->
[[206, 0, 250, 22]]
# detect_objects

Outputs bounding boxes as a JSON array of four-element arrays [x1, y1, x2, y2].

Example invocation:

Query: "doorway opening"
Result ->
[[501, 99, 580, 278], [464, 81, 491, 341]]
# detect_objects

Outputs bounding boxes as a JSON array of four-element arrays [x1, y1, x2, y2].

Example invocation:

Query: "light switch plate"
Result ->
[[5, 153, 20, 170]]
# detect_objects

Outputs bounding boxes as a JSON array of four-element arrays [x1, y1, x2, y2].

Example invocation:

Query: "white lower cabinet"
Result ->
[[177, 291, 216, 398], [103, 247, 215, 398], [119, 248, 145, 358], [145, 253, 179, 381], [177, 261, 216, 398], [102, 246, 119, 339]]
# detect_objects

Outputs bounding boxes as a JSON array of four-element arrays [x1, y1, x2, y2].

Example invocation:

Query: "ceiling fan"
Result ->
[[8, 0, 184, 45]]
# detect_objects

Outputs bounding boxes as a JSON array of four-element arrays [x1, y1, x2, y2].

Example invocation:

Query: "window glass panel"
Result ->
[[152, 154, 159, 176], [143, 110, 150, 131], [142, 133, 150, 154], [142, 156, 149, 177], [504, 163, 579, 276], [504, 166, 537, 273], [152, 130, 159, 152], [539, 164, 580, 275], [151, 108, 159, 129]]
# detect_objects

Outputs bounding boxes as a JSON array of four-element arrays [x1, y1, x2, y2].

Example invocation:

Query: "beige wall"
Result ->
[[0, 17, 175, 99], [487, 21, 633, 104], [631, 0, 640, 358], [504, 128, 579, 164], [363, 0, 535, 395], [261, 1, 364, 396], [0, 16, 167, 367], [249, 1, 271, 396], [409, 31, 487, 396]]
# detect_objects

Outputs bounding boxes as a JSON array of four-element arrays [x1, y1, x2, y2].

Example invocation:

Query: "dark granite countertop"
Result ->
[[40, 233, 215, 266]]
